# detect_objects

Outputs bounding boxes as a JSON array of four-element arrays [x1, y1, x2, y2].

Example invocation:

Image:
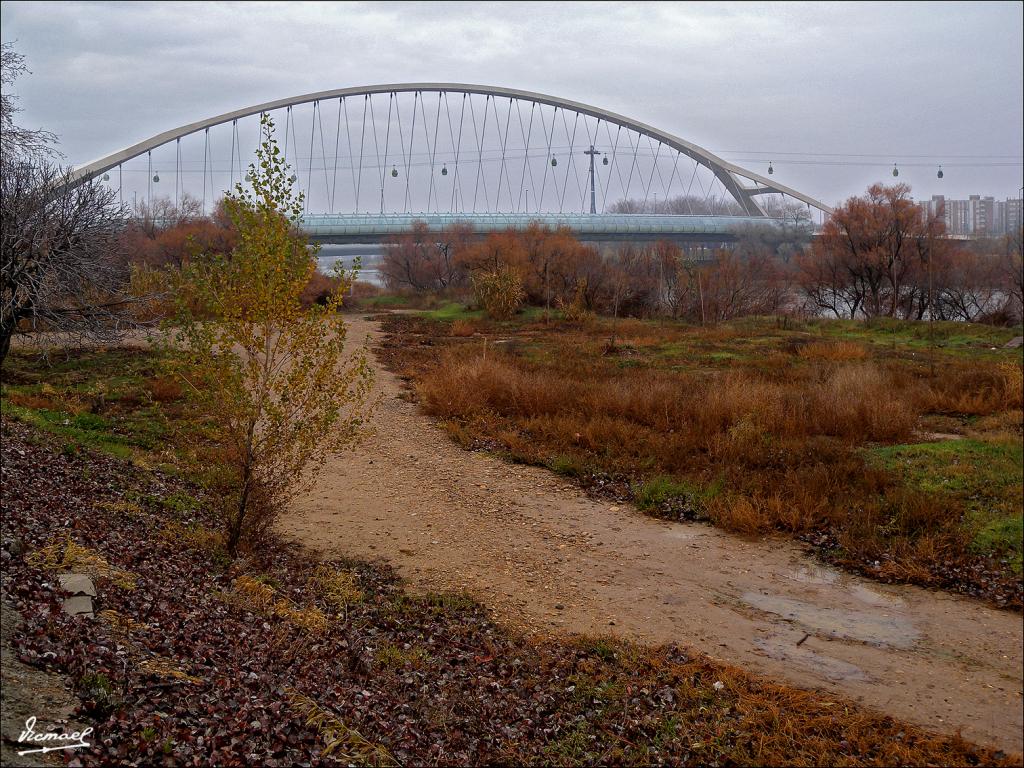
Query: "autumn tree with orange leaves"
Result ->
[[799, 183, 945, 319]]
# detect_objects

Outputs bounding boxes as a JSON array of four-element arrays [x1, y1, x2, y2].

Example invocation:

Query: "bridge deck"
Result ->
[[302, 213, 807, 243]]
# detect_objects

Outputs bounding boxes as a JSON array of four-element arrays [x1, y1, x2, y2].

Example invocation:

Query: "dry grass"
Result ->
[[419, 355, 917, 457], [4, 391, 58, 410], [27, 535, 138, 590], [222, 574, 330, 634], [160, 519, 225, 555], [309, 564, 364, 613], [449, 319, 477, 337], [916, 359, 1024, 415], [286, 688, 397, 765], [98, 609, 150, 637], [137, 656, 203, 684], [798, 339, 869, 361]]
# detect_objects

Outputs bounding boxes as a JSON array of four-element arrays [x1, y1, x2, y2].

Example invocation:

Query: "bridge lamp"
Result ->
[[391, 166, 399, 178], [937, 166, 944, 179], [152, 172, 160, 183], [767, 162, 774, 176], [441, 164, 448, 176], [892, 163, 899, 178], [102, 173, 110, 182], [550, 156, 558, 167], [602, 156, 609, 166]]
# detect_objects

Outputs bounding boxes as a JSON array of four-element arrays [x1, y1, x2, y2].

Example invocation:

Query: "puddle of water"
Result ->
[[787, 564, 840, 585], [755, 636, 869, 682], [665, 529, 699, 541], [742, 591, 919, 649], [848, 583, 904, 608], [787, 566, 904, 608]]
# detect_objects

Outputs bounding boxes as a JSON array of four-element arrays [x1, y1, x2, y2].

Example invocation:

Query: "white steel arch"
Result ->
[[71, 83, 832, 215]]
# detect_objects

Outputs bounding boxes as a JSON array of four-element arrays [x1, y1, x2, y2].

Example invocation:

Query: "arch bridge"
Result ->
[[73, 83, 832, 242]]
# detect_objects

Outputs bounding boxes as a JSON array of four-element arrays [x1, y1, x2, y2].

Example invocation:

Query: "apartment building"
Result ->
[[916, 194, 1022, 236]]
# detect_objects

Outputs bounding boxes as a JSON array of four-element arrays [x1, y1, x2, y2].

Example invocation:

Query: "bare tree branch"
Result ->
[[1, 158, 132, 366], [1, 41, 61, 161]]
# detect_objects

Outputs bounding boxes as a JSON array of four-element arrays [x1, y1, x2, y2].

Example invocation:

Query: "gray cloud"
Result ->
[[2, 0, 1021, 205]]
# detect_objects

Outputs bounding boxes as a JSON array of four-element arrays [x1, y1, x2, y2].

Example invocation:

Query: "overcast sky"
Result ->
[[2, 0, 1022, 206]]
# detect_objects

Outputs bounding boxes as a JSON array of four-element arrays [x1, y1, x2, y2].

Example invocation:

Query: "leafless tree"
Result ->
[[1, 159, 130, 366], [1000, 227, 1023, 322], [608, 194, 746, 216], [1, 42, 59, 161], [132, 193, 204, 237]]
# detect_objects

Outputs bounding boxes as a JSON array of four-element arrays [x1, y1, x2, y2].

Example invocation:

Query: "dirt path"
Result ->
[[284, 315, 1024, 754]]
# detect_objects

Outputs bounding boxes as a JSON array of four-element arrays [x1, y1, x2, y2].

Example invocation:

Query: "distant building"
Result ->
[[915, 194, 1021, 236], [1007, 197, 1023, 233]]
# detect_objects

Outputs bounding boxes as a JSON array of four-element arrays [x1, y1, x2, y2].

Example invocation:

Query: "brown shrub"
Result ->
[[917, 361, 1024, 415], [449, 320, 476, 337], [471, 267, 525, 320], [707, 496, 771, 535], [813, 363, 916, 441], [998, 361, 1024, 409], [146, 376, 184, 403], [299, 271, 341, 308]]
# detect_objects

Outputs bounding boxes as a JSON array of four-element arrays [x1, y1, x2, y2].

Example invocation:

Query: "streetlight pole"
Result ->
[[583, 145, 603, 214]]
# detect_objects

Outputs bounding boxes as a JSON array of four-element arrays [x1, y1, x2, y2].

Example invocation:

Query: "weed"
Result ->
[[221, 575, 329, 634], [544, 723, 595, 764], [581, 637, 619, 662], [549, 454, 587, 477], [309, 564, 364, 613], [286, 688, 397, 765], [422, 591, 478, 613], [77, 672, 120, 715], [160, 520, 228, 564], [632, 476, 716, 519], [373, 642, 428, 670]]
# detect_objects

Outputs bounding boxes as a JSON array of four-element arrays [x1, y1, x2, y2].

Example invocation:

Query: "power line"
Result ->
[[715, 150, 1023, 159]]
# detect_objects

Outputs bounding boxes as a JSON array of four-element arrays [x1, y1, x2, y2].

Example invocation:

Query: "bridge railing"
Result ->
[[299, 212, 812, 237]]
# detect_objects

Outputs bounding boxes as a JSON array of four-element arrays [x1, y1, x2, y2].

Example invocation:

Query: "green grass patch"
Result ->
[[813, 318, 1023, 357], [0, 401, 137, 459], [547, 454, 592, 478], [632, 475, 720, 515], [419, 301, 485, 322], [0, 348, 201, 468], [361, 294, 413, 308], [867, 438, 1023, 567]]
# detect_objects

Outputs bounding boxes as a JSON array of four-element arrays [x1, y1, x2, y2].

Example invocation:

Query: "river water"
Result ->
[[315, 244, 385, 286]]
